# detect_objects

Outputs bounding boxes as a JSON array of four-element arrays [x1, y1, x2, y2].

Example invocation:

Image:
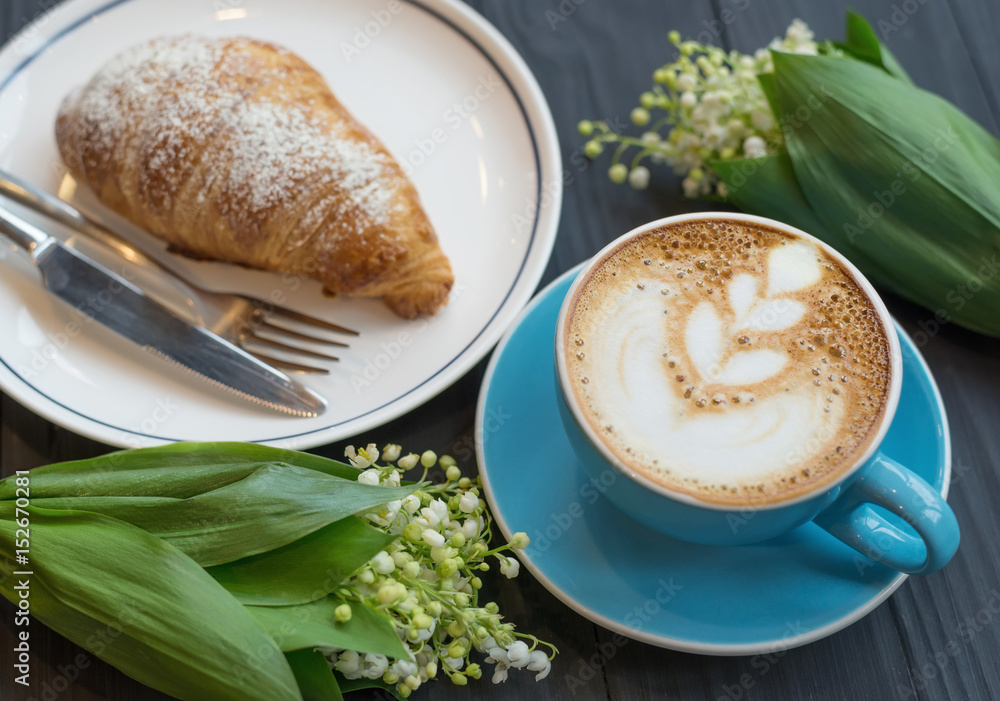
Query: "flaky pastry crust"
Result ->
[[56, 35, 453, 318]]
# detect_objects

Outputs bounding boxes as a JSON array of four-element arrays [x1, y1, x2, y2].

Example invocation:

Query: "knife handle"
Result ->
[[0, 205, 54, 257], [0, 169, 177, 279], [0, 170, 91, 232]]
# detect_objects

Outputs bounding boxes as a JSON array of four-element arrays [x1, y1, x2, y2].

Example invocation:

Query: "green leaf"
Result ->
[[0, 442, 360, 500], [770, 51, 1000, 336], [712, 152, 829, 237], [28, 463, 415, 566], [247, 596, 409, 660], [286, 649, 344, 701], [0, 461, 267, 500], [336, 674, 406, 701], [207, 517, 395, 606], [0, 505, 301, 701], [836, 10, 913, 84], [756, 72, 778, 113]]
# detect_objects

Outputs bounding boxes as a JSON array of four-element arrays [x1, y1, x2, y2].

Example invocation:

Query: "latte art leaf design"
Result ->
[[684, 243, 819, 389]]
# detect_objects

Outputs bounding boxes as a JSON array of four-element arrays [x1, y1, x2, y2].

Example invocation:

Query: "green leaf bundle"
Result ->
[[0, 506, 301, 701], [716, 13, 1000, 336], [0, 443, 419, 701]]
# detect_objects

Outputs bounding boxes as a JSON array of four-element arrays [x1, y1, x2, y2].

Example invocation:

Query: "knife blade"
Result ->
[[0, 206, 327, 417]]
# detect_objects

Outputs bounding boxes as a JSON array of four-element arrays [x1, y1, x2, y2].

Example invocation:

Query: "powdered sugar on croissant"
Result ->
[[56, 35, 453, 318]]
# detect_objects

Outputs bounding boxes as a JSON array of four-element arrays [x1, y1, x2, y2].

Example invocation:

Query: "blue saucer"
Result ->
[[476, 265, 951, 655]]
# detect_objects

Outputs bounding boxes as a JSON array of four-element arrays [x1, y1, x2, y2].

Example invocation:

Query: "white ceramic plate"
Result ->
[[0, 0, 561, 448]]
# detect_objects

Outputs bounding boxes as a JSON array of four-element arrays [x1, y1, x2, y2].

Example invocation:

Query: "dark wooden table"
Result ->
[[2, 0, 999, 699]]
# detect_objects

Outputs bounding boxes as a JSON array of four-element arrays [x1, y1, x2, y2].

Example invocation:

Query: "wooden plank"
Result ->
[[944, 0, 1000, 130], [468, 0, 728, 286], [886, 321, 1000, 701], [1, 395, 54, 475]]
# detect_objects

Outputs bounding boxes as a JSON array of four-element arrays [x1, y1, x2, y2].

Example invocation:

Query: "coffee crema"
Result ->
[[563, 219, 892, 505]]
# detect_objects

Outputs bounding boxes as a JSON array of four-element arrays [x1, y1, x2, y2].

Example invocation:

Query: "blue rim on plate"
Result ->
[[476, 264, 952, 655]]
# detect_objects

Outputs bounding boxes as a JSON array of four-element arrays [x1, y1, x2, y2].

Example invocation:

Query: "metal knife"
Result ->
[[0, 205, 327, 417]]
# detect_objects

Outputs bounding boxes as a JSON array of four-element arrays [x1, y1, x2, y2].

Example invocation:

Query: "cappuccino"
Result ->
[[563, 218, 892, 505]]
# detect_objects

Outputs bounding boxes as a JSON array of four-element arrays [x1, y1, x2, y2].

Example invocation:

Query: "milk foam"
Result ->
[[565, 220, 891, 505]]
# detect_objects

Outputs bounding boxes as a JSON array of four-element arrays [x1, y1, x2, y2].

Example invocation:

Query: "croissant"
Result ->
[[55, 35, 453, 318]]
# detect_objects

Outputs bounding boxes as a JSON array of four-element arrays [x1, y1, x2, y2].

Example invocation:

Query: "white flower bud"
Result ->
[[742, 135, 767, 159], [363, 653, 388, 679], [422, 529, 445, 548], [628, 166, 650, 190], [382, 444, 402, 462], [402, 494, 421, 514], [682, 177, 700, 198], [392, 660, 417, 679], [358, 469, 380, 485], [381, 499, 402, 520], [786, 18, 814, 44], [677, 73, 697, 92], [527, 650, 551, 680], [391, 550, 412, 567], [498, 555, 520, 579], [462, 516, 481, 540], [486, 647, 509, 665], [419, 506, 441, 528], [527, 649, 549, 671], [679, 91, 697, 109], [510, 532, 530, 549], [335, 650, 362, 679], [334, 603, 352, 623], [377, 579, 406, 605], [398, 453, 419, 470], [458, 492, 479, 514], [506, 641, 530, 668], [371, 550, 395, 575], [429, 499, 449, 522]]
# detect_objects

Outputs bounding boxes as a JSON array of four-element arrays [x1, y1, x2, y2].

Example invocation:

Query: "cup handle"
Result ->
[[812, 453, 959, 575]]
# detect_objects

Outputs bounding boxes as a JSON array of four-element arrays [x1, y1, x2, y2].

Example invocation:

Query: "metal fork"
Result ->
[[0, 170, 356, 374]]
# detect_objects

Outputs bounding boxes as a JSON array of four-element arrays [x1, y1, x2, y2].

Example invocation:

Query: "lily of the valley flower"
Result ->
[[333, 650, 362, 679], [498, 555, 521, 579], [506, 641, 531, 668], [345, 443, 380, 469], [361, 653, 388, 680], [333, 445, 558, 695], [579, 19, 822, 197], [458, 491, 479, 514], [527, 649, 552, 681]]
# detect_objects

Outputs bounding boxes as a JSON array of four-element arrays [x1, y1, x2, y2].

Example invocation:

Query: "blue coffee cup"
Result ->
[[554, 213, 959, 575]]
